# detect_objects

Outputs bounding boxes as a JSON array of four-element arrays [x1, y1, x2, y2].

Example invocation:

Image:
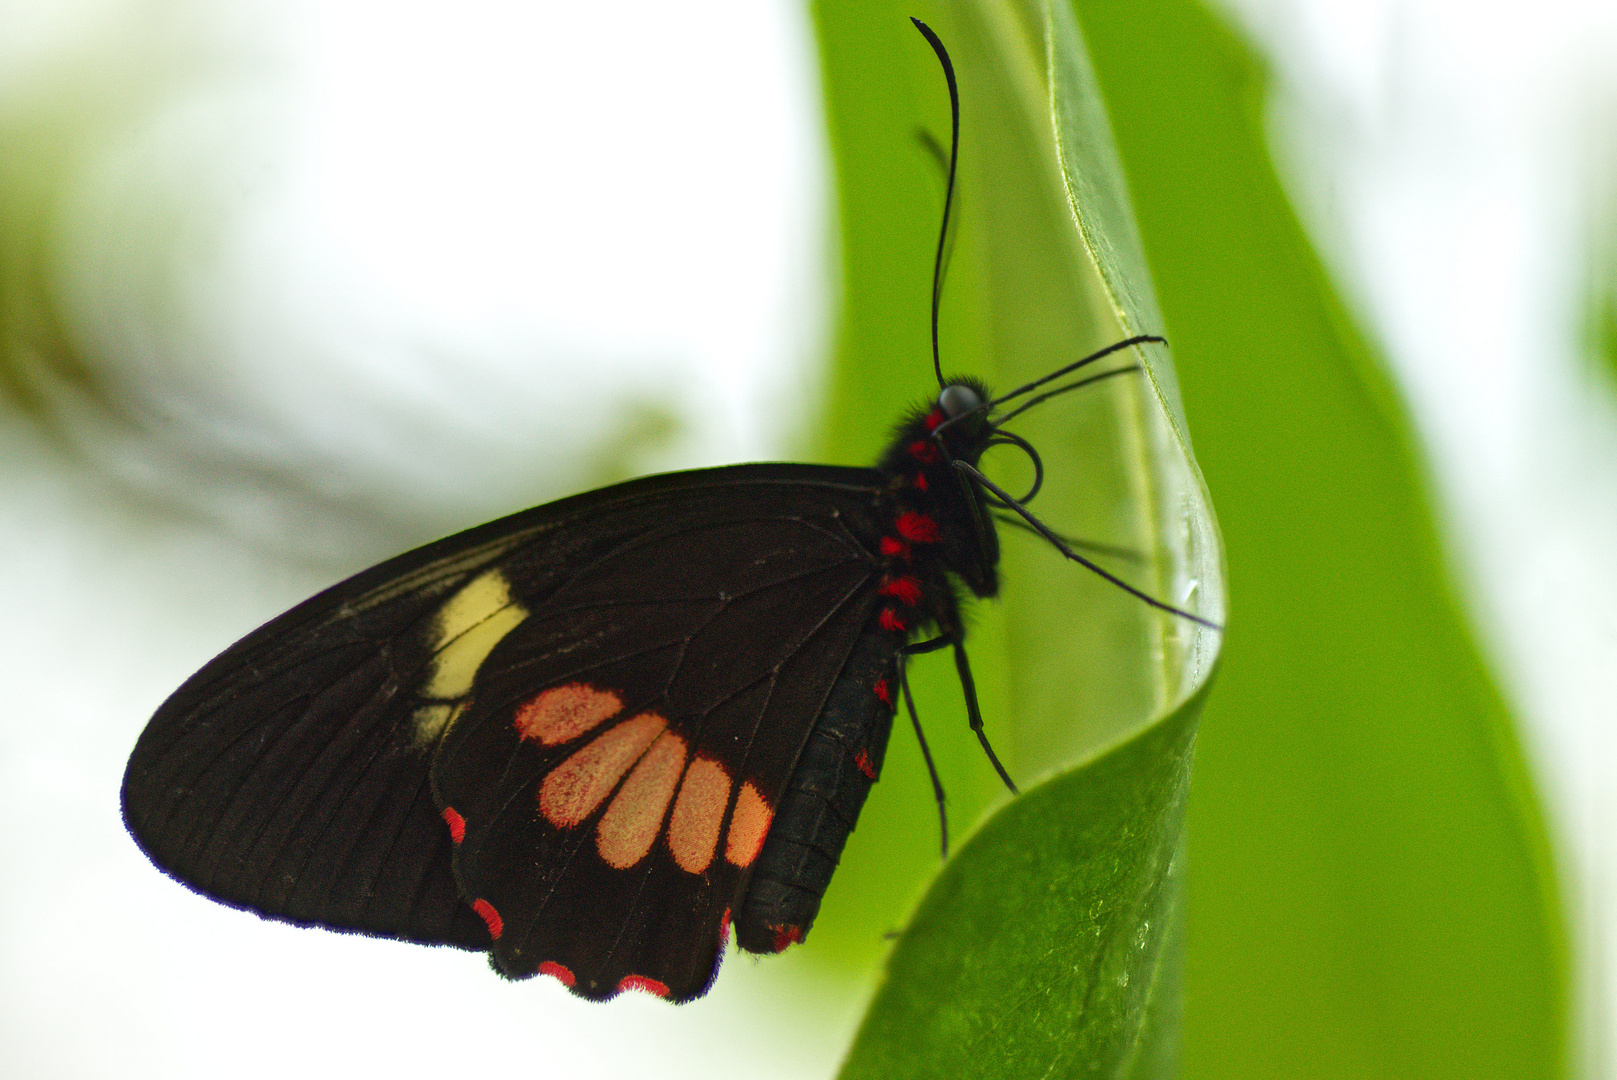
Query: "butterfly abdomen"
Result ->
[[732, 388, 1004, 954], [735, 627, 900, 953]]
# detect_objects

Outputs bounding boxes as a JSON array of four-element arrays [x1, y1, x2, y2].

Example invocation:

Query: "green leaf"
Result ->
[[807, 2, 1222, 1074], [1071, 0, 1571, 1076], [842, 693, 1202, 1080]]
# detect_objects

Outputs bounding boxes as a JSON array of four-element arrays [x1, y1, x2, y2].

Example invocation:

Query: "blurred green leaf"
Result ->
[[809, 2, 1222, 1073], [1070, 0, 1570, 1076]]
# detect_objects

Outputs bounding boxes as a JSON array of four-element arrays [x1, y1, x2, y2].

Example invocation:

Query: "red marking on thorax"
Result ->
[[854, 749, 877, 781], [617, 974, 670, 998], [441, 806, 466, 844], [879, 576, 922, 606], [880, 536, 910, 559], [924, 408, 945, 431], [538, 961, 575, 988], [472, 899, 503, 940], [895, 512, 940, 543], [769, 925, 805, 953], [872, 678, 892, 706], [879, 609, 906, 632], [908, 438, 942, 464], [514, 683, 622, 745]]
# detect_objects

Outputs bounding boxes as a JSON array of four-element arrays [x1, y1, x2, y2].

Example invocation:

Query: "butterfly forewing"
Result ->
[[121, 465, 890, 991]]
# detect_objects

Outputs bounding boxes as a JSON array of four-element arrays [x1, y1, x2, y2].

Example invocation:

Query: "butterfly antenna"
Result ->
[[931, 334, 1166, 438], [912, 17, 959, 390], [954, 458, 1223, 631], [898, 654, 949, 859], [993, 513, 1145, 563], [989, 364, 1142, 430]]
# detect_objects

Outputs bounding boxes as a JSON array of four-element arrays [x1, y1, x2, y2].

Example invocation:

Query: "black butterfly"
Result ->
[[120, 19, 1217, 1004]]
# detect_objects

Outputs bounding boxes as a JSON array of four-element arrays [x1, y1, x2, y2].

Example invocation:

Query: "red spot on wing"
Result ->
[[472, 898, 503, 940], [514, 683, 623, 745], [441, 806, 466, 844], [895, 512, 940, 543], [914, 471, 928, 491], [617, 974, 670, 998], [879, 536, 910, 559], [770, 925, 805, 953], [725, 783, 773, 868], [873, 678, 892, 706], [908, 438, 942, 463], [854, 749, 877, 780], [879, 609, 906, 632], [719, 908, 732, 950], [879, 575, 923, 606], [538, 961, 575, 988]]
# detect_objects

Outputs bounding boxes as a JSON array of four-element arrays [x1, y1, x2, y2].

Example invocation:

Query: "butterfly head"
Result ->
[[925, 376, 998, 462]]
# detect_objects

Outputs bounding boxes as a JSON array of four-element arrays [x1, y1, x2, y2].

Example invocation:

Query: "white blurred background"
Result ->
[[1, 0, 1614, 1076]]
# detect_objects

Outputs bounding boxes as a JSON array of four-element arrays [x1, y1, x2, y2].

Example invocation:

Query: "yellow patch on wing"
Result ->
[[411, 701, 465, 747], [421, 569, 530, 700]]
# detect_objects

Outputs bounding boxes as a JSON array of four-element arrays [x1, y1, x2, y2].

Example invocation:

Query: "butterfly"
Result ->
[[120, 19, 1217, 1004]]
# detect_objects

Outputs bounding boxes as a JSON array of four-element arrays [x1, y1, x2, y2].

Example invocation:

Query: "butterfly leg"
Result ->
[[949, 637, 1018, 795], [897, 654, 949, 859], [904, 620, 1019, 797]]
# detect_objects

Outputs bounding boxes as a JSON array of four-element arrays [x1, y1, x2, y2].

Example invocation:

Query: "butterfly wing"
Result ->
[[122, 464, 886, 988], [433, 504, 890, 999]]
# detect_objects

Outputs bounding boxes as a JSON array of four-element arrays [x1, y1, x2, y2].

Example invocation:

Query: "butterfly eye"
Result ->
[[937, 384, 981, 419]]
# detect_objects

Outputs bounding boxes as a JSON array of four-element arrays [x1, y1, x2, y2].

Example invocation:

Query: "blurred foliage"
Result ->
[[1073, 0, 1569, 1075]]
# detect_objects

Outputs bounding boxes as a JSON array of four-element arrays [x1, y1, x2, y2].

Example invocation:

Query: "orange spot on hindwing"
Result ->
[[725, 783, 773, 868], [596, 731, 688, 869], [539, 713, 666, 828], [514, 683, 623, 745], [668, 756, 732, 874]]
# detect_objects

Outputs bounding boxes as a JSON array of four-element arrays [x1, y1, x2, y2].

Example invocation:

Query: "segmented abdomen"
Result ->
[[734, 624, 900, 953]]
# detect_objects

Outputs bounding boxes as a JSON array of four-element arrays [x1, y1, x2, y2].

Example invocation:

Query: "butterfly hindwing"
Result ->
[[431, 504, 887, 1000], [121, 464, 887, 984]]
